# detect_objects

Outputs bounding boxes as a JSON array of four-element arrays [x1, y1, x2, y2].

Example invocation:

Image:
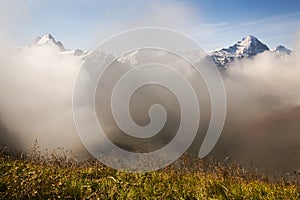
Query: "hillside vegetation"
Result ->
[[0, 148, 299, 199]]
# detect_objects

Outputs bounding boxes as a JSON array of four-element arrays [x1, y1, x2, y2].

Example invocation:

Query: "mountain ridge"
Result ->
[[28, 33, 292, 68], [209, 35, 272, 68]]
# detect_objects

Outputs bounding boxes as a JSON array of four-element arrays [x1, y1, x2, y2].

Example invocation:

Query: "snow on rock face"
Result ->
[[31, 33, 66, 51], [26, 34, 89, 57], [209, 35, 269, 68], [117, 50, 139, 65], [234, 35, 269, 57]]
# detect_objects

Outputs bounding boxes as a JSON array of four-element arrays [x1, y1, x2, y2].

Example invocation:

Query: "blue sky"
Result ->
[[10, 0, 300, 51]]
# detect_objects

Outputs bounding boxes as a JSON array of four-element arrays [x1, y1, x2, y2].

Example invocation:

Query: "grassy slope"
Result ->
[[0, 153, 299, 200]]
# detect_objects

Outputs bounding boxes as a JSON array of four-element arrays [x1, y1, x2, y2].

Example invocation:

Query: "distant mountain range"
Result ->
[[209, 35, 291, 68], [25, 33, 292, 69]]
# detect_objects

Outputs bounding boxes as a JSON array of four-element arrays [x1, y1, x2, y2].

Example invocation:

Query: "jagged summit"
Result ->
[[28, 33, 87, 56], [274, 45, 291, 55], [240, 35, 260, 45], [34, 33, 54, 44], [32, 33, 65, 51], [209, 35, 270, 68], [238, 35, 259, 48], [227, 35, 269, 57]]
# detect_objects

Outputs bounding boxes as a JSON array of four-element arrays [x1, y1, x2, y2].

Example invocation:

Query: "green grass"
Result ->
[[0, 150, 299, 199]]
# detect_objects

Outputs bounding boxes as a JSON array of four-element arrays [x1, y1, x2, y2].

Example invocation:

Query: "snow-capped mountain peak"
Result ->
[[274, 45, 291, 55], [239, 35, 259, 46], [209, 35, 270, 68], [35, 34, 54, 45], [32, 33, 65, 51], [232, 35, 269, 57]]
